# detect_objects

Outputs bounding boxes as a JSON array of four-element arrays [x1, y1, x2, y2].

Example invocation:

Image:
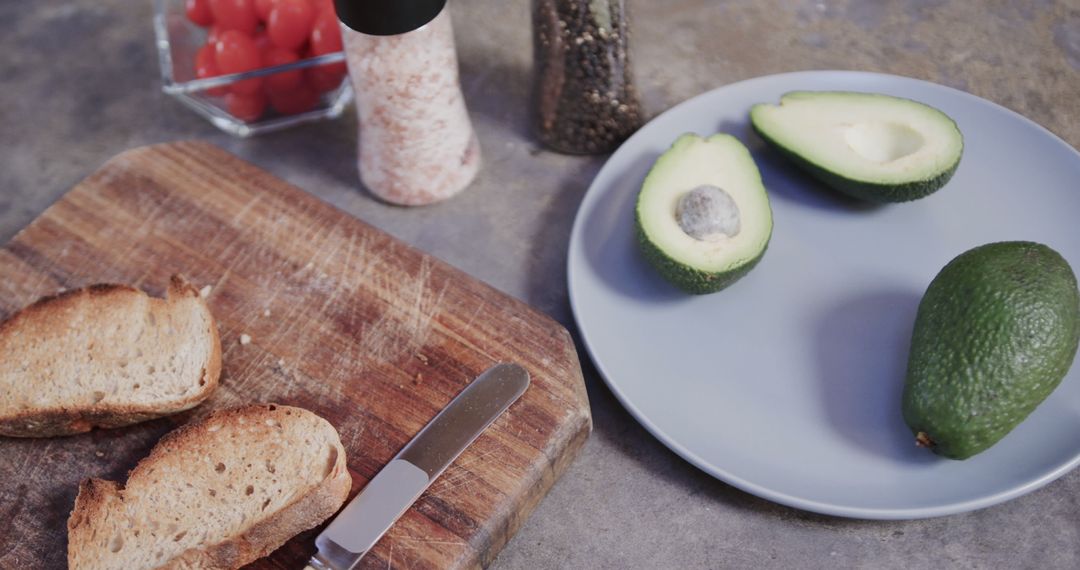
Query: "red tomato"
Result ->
[[195, 44, 216, 75], [186, 0, 215, 27], [309, 10, 342, 56], [311, 0, 336, 17], [262, 47, 302, 93], [305, 64, 346, 93], [226, 91, 268, 122], [254, 0, 276, 22], [306, 10, 345, 92], [268, 0, 315, 51], [215, 30, 264, 95], [206, 25, 224, 48], [269, 83, 319, 115], [208, 0, 258, 35], [253, 29, 273, 56], [195, 44, 228, 96]]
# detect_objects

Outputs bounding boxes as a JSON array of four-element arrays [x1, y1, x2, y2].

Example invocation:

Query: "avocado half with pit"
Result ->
[[751, 91, 964, 203], [635, 133, 773, 294]]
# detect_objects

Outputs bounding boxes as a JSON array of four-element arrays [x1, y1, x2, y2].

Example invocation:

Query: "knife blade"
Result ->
[[305, 363, 530, 570]]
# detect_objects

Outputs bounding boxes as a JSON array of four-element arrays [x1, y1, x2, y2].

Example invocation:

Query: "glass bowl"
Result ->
[[153, 0, 353, 137]]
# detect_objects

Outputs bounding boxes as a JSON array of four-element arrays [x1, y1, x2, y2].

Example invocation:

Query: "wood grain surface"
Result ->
[[0, 141, 592, 569]]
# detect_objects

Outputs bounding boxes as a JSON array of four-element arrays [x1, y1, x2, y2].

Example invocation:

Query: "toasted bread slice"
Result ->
[[0, 275, 221, 437], [68, 404, 352, 570]]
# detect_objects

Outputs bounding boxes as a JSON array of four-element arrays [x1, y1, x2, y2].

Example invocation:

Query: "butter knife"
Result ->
[[305, 363, 530, 570]]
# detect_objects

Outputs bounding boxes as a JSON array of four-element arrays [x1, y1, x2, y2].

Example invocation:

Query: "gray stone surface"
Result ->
[[2, 1, 1079, 568]]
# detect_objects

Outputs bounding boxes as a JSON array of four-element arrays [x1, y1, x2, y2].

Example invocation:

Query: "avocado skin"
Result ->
[[902, 242, 1080, 460], [634, 208, 768, 294]]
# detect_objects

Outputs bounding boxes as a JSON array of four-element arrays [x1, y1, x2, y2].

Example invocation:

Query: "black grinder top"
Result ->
[[334, 0, 447, 36]]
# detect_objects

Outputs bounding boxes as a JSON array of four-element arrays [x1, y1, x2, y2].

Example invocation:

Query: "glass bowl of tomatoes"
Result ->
[[154, 0, 352, 137]]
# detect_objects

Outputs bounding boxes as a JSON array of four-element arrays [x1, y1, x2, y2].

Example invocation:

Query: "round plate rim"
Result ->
[[566, 69, 1080, 520]]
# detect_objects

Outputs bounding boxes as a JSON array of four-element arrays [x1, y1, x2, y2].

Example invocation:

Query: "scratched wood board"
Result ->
[[0, 141, 592, 569]]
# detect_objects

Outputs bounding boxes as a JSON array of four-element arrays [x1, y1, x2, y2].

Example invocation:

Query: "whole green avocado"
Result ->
[[902, 241, 1080, 460]]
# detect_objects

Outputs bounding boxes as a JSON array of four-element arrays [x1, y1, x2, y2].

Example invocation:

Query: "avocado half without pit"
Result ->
[[635, 133, 773, 294], [751, 91, 964, 203]]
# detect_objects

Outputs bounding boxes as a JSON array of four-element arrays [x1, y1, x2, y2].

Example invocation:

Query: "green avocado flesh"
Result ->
[[635, 133, 773, 294], [751, 91, 964, 203], [902, 242, 1080, 460]]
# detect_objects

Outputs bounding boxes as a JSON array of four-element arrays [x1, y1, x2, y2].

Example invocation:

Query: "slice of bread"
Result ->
[[0, 275, 221, 437], [68, 404, 352, 570]]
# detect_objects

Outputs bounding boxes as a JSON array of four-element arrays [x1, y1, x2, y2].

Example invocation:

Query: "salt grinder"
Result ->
[[336, 0, 481, 205]]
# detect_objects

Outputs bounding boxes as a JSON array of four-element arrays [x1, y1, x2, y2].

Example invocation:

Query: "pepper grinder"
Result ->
[[532, 0, 644, 154], [335, 0, 481, 206]]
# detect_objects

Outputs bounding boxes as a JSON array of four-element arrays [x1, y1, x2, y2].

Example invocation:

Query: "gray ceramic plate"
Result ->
[[567, 70, 1080, 519]]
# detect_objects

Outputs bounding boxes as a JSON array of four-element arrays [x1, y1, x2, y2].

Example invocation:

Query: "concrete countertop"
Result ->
[[3, 1, 1079, 568]]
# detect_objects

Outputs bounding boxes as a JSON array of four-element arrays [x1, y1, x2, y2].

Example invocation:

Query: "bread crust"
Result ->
[[0, 275, 221, 437], [67, 404, 352, 570]]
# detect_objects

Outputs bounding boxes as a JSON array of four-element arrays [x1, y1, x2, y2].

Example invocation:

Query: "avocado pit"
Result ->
[[675, 185, 741, 242]]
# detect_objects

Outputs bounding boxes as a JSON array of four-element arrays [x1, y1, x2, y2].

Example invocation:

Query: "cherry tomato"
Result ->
[[195, 44, 228, 96], [254, 0, 276, 22], [306, 10, 345, 92], [195, 43, 217, 75], [208, 0, 258, 35], [305, 64, 345, 93], [311, 0, 336, 17], [309, 10, 342, 56], [226, 91, 268, 122], [262, 47, 302, 93], [206, 25, 224, 48], [186, 0, 215, 27], [253, 29, 273, 56], [215, 30, 264, 95], [269, 82, 319, 115], [268, 0, 315, 51]]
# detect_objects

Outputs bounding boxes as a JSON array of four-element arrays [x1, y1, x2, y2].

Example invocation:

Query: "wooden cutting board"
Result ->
[[0, 142, 591, 569]]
